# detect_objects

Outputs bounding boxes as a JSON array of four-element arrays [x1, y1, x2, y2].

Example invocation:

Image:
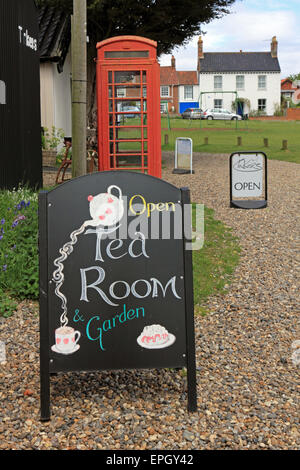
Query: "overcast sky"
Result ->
[[159, 0, 300, 78]]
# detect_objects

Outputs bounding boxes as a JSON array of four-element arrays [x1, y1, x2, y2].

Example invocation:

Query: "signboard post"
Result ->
[[230, 151, 267, 209], [173, 138, 194, 175], [39, 171, 197, 421]]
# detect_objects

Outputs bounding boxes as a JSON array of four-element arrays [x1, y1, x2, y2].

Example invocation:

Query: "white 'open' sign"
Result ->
[[231, 153, 264, 198]]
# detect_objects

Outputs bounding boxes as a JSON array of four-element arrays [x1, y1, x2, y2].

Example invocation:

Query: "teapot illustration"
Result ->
[[85, 185, 124, 228]]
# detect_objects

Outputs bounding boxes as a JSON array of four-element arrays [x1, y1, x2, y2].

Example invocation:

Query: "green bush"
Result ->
[[0, 187, 39, 314]]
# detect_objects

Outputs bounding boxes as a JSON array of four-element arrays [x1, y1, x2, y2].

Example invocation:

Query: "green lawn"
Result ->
[[161, 117, 300, 164], [192, 205, 241, 316]]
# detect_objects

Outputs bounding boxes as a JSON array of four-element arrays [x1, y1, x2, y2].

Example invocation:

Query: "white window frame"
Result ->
[[214, 99, 222, 109], [214, 75, 223, 90], [160, 102, 168, 113], [258, 75, 267, 90], [184, 85, 193, 100], [258, 98, 266, 111], [116, 87, 126, 97], [236, 75, 245, 90], [161, 86, 170, 97]]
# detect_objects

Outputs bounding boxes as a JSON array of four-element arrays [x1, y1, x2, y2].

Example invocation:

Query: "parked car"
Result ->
[[201, 108, 242, 120], [120, 105, 140, 118], [181, 108, 202, 119]]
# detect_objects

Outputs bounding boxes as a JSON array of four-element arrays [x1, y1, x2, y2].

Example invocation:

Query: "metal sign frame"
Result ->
[[230, 151, 268, 209], [173, 137, 194, 175]]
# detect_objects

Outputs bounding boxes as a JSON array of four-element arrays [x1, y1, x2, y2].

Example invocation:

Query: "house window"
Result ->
[[161, 86, 170, 97], [214, 75, 222, 90], [214, 99, 222, 109], [258, 75, 266, 90], [0, 80, 6, 104], [116, 87, 126, 97], [258, 99, 266, 111], [184, 85, 193, 100], [160, 102, 168, 113], [236, 75, 245, 90]]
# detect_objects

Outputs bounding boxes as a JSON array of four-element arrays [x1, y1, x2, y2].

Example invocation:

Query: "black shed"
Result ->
[[0, 0, 42, 190]]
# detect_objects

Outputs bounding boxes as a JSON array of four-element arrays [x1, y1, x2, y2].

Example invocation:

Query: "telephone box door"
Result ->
[[96, 37, 161, 178]]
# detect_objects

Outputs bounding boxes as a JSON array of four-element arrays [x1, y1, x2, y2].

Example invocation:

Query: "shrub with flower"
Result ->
[[0, 187, 39, 316]]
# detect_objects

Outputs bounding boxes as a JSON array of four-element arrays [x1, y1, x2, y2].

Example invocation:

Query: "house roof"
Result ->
[[160, 66, 179, 85], [160, 67, 197, 86], [38, 5, 70, 70], [177, 71, 198, 85], [281, 78, 299, 91], [199, 52, 281, 73]]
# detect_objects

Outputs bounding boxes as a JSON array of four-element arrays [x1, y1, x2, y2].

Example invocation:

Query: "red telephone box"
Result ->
[[96, 36, 161, 177]]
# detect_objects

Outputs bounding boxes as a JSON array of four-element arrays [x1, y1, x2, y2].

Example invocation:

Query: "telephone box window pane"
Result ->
[[114, 114, 142, 126], [114, 100, 141, 112], [117, 155, 142, 167], [114, 71, 143, 84], [117, 141, 142, 153], [115, 127, 142, 140], [109, 115, 123, 126], [105, 51, 149, 58], [116, 85, 141, 98], [108, 72, 113, 83]]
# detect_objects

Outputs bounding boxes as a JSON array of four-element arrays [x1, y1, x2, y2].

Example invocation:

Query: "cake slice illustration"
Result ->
[[137, 324, 176, 349]]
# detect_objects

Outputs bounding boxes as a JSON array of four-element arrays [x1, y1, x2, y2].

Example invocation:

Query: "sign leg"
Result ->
[[39, 191, 51, 421], [181, 187, 197, 412]]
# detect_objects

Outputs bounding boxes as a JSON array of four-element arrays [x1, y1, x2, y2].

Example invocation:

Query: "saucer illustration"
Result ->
[[51, 344, 80, 355]]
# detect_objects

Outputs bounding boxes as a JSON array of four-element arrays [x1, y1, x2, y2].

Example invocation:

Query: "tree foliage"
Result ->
[[288, 73, 300, 82], [36, 0, 237, 55]]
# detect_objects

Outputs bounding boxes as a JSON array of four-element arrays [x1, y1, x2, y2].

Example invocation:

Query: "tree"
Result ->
[[36, 0, 238, 124], [288, 73, 300, 82]]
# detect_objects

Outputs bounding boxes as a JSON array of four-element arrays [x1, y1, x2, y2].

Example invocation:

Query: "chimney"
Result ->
[[197, 36, 203, 72], [171, 55, 176, 68], [198, 36, 204, 59], [271, 36, 278, 58]]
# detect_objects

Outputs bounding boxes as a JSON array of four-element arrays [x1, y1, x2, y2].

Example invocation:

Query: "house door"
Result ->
[[237, 101, 244, 116], [104, 68, 149, 173]]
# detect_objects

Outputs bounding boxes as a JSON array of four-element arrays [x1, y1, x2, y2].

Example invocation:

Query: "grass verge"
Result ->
[[192, 205, 241, 316]]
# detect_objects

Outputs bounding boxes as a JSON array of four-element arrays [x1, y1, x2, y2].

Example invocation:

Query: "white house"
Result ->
[[197, 36, 281, 116], [38, 6, 72, 137], [160, 56, 199, 114]]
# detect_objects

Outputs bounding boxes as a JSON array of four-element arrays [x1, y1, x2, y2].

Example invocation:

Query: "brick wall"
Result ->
[[287, 108, 300, 119]]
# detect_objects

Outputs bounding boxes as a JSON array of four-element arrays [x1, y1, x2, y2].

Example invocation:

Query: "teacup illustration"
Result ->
[[52, 326, 81, 355]]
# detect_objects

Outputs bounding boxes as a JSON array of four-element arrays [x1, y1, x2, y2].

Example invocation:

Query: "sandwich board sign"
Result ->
[[39, 171, 197, 421], [173, 138, 194, 174], [230, 151, 267, 209]]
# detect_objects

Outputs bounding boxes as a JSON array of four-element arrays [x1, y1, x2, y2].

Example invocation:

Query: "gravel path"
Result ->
[[0, 153, 299, 450]]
